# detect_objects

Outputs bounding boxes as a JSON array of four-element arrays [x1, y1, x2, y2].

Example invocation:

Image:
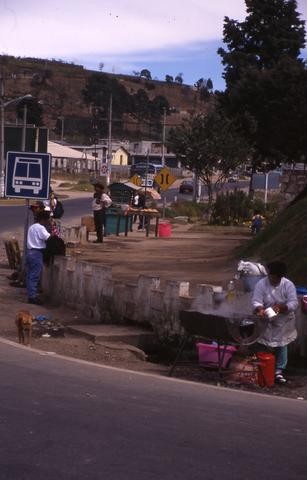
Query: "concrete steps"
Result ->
[[66, 324, 159, 359]]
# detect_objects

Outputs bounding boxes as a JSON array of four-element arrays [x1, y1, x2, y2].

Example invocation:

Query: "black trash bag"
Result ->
[[43, 236, 66, 265]]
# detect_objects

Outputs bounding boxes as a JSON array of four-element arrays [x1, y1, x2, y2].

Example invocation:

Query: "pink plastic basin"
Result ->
[[196, 342, 236, 368]]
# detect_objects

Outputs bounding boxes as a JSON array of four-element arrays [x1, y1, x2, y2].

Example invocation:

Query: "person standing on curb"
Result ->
[[252, 260, 298, 384], [92, 182, 112, 243], [26, 211, 51, 305]]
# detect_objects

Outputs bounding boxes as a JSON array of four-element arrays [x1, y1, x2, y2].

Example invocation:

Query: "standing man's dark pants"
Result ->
[[26, 249, 44, 301], [93, 210, 106, 242]]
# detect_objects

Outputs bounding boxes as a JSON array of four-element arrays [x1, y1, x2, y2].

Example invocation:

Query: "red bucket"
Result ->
[[257, 352, 275, 387], [158, 222, 172, 238]]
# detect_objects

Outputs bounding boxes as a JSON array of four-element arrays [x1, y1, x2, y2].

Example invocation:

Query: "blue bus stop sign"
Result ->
[[5, 151, 51, 200]]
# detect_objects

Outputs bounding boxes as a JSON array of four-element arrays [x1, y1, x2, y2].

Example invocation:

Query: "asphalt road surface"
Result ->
[[1, 340, 306, 480], [0, 197, 91, 235], [0, 180, 250, 234]]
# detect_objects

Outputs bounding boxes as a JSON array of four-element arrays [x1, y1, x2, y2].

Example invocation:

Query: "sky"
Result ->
[[1, 0, 307, 90]]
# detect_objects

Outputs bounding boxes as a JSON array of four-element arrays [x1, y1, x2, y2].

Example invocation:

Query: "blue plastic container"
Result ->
[[296, 286, 307, 295]]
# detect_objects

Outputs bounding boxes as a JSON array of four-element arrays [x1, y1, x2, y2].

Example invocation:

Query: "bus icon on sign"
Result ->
[[13, 156, 43, 194]]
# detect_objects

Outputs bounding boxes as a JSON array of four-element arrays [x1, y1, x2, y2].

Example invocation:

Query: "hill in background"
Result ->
[[1, 55, 208, 143]]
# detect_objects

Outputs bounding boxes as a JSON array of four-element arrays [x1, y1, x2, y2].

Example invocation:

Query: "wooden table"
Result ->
[[121, 209, 160, 237]]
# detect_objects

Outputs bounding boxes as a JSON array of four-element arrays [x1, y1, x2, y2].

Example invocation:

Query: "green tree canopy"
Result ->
[[218, 0, 305, 87], [217, 0, 307, 168], [175, 73, 183, 84], [140, 69, 152, 80], [16, 98, 44, 126], [168, 108, 249, 205]]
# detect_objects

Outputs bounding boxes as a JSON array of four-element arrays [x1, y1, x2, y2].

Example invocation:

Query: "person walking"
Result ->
[[92, 182, 112, 243], [252, 261, 298, 384], [26, 211, 51, 305]]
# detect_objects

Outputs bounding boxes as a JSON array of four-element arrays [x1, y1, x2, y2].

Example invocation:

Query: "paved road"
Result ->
[[1, 340, 307, 480], [0, 180, 251, 234], [0, 197, 91, 234]]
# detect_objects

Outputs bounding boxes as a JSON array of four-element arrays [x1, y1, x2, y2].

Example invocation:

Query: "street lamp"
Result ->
[[0, 92, 33, 197]]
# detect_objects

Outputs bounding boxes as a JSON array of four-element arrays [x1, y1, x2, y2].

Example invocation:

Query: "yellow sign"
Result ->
[[154, 167, 176, 191], [130, 174, 142, 187]]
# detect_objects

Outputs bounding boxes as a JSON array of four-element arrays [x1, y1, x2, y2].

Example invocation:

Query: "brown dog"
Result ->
[[16, 310, 33, 346]]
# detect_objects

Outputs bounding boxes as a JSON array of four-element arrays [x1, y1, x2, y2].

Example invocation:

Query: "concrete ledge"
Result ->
[[66, 324, 158, 351]]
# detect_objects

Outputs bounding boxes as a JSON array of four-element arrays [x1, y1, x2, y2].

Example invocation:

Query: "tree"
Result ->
[[206, 78, 213, 90], [131, 89, 151, 124], [218, 0, 305, 87], [150, 95, 169, 120], [82, 73, 132, 135], [195, 77, 214, 101], [98, 62, 104, 72], [175, 73, 183, 84], [217, 0, 307, 169], [140, 69, 152, 80], [16, 98, 44, 126], [165, 74, 173, 83], [168, 108, 249, 205]]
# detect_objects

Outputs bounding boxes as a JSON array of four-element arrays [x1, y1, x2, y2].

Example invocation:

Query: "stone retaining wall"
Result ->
[[43, 255, 307, 357]]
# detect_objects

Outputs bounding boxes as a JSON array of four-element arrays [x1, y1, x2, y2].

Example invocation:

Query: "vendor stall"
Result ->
[[108, 182, 161, 237]]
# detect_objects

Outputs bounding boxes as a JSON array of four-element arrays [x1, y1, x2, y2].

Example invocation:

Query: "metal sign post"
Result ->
[[154, 167, 176, 219], [5, 150, 51, 274]]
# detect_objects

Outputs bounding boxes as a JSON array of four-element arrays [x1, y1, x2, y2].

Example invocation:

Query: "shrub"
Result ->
[[165, 201, 208, 220], [211, 190, 265, 226]]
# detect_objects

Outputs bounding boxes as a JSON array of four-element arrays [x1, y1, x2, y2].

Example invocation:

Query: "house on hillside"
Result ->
[[111, 146, 129, 166], [128, 140, 179, 167], [70, 143, 129, 166]]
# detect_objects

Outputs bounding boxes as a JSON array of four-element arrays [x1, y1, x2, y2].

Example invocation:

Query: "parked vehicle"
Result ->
[[179, 180, 193, 194], [130, 163, 161, 177], [227, 175, 239, 183]]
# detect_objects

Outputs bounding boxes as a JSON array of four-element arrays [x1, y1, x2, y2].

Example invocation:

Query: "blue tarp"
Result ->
[[296, 286, 307, 295]]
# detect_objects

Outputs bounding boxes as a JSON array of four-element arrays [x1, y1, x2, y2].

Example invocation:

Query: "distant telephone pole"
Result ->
[[0, 73, 5, 197], [161, 107, 166, 168], [107, 94, 112, 185]]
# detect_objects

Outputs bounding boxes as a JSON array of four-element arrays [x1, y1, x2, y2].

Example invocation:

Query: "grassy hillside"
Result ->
[[239, 197, 307, 285]]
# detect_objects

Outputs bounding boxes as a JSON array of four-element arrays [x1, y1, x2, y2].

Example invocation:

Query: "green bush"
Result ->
[[165, 201, 208, 220], [211, 190, 265, 226]]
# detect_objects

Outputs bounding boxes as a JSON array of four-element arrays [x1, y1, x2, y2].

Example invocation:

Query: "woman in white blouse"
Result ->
[[252, 261, 298, 384]]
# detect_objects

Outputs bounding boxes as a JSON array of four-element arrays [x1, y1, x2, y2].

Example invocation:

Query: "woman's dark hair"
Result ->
[[36, 211, 50, 222], [267, 261, 287, 278], [94, 182, 104, 190]]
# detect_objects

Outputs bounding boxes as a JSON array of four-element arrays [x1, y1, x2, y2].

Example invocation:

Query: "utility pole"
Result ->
[[0, 73, 33, 198], [60, 116, 64, 142], [107, 94, 112, 185], [21, 103, 27, 151], [21, 102, 30, 272], [0, 73, 5, 197], [161, 107, 166, 168], [161, 108, 167, 217]]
